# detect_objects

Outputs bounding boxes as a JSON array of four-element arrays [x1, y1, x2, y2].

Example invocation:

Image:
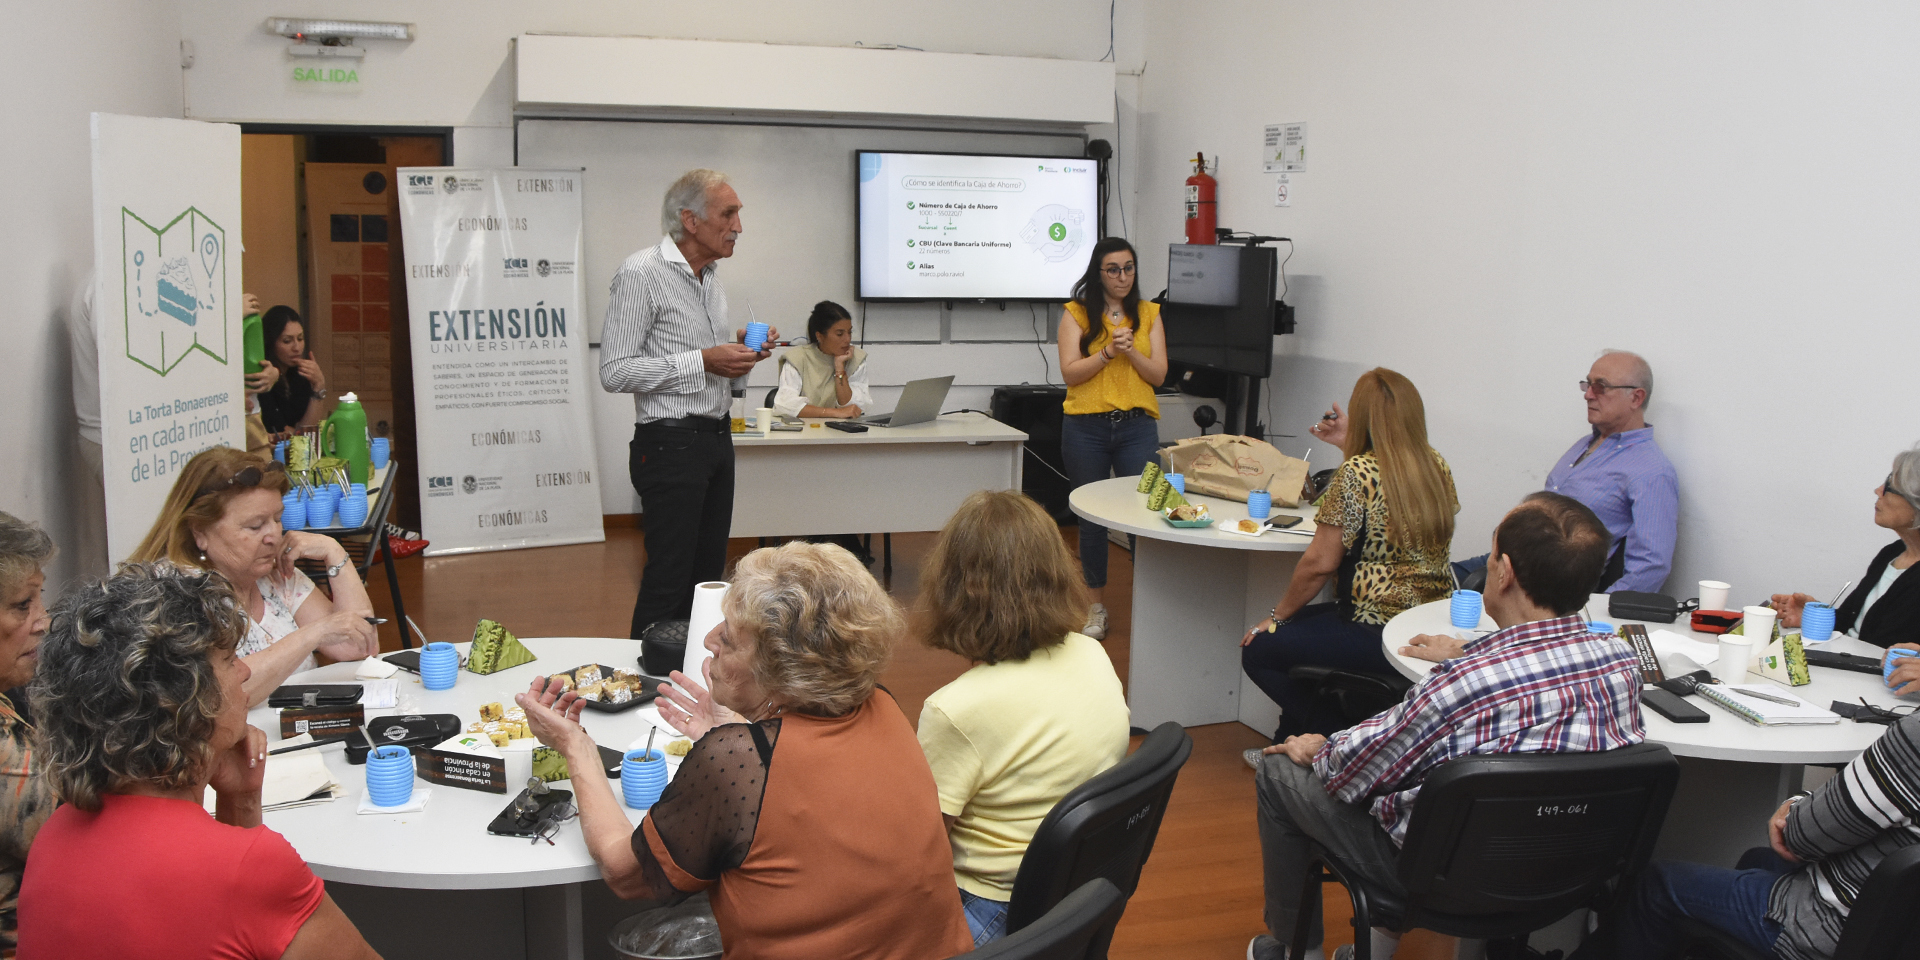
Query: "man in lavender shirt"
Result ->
[[1453, 350, 1679, 594]]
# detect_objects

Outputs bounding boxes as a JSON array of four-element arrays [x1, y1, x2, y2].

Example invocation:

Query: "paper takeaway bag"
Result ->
[[1158, 435, 1309, 506]]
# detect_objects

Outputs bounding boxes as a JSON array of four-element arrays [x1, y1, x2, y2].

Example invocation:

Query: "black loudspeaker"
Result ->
[[990, 385, 1074, 524], [1165, 360, 1232, 399]]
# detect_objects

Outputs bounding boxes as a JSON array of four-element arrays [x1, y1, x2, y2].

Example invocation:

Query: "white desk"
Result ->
[[729, 412, 1026, 539], [1381, 598, 1909, 864], [256, 638, 674, 960], [1069, 476, 1317, 732]]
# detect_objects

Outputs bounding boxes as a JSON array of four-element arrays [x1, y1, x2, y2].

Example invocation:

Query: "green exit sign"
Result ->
[[292, 65, 359, 85]]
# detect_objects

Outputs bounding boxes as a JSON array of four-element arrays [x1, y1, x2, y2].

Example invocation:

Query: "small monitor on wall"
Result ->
[[856, 150, 1101, 301], [1162, 243, 1277, 379]]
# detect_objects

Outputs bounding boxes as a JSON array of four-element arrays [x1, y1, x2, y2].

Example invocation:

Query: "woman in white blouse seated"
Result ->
[[773, 301, 873, 419]]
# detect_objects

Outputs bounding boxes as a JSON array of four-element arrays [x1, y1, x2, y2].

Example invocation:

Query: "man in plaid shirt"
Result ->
[[1248, 492, 1645, 960]]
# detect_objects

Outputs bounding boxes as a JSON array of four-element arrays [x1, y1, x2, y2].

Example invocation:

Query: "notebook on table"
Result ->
[[1695, 684, 1842, 726]]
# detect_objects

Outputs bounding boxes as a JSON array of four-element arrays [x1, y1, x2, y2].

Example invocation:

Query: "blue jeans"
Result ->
[[958, 889, 1010, 947], [1061, 412, 1160, 589], [1609, 850, 1787, 959], [1241, 603, 1392, 742]]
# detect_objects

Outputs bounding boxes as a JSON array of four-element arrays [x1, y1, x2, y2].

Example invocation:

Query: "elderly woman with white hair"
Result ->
[[1774, 447, 1920, 692], [518, 542, 972, 960], [0, 512, 57, 953]]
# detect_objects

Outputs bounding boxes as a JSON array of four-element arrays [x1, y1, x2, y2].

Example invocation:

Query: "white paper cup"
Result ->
[[503, 741, 534, 787], [1742, 605, 1777, 643], [756, 407, 775, 437], [1699, 581, 1731, 611], [1715, 636, 1753, 684]]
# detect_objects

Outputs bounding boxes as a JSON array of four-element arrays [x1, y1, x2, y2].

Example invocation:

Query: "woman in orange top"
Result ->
[[1057, 238, 1168, 640], [517, 542, 971, 960]]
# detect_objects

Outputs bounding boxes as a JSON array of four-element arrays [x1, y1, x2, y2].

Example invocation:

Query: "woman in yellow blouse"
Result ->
[[1057, 238, 1167, 640]]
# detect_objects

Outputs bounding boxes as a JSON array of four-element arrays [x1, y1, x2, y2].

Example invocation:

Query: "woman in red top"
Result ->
[[519, 542, 972, 960], [20, 562, 380, 960]]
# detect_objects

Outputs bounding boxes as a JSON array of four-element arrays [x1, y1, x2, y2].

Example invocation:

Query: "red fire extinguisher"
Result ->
[[1184, 151, 1217, 245]]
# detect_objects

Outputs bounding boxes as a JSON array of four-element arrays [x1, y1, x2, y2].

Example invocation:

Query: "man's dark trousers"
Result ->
[[628, 420, 734, 639]]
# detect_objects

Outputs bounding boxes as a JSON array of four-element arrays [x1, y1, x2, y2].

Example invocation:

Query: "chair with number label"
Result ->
[[1290, 742, 1678, 960]]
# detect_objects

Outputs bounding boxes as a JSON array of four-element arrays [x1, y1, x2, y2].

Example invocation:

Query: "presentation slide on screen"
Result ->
[[858, 152, 1099, 300]]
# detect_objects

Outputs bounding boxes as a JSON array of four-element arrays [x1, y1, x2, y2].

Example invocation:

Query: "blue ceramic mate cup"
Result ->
[[622, 748, 668, 809], [1800, 603, 1837, 643], [419, 641, 459, 691], [366, 745, 415, 807], [273, 440, 288, 464], [1587, 621, 1615, 635], [1450, 590, 1484, 630], [1885, 648, 1917, 681], [1166, 474, 1185, 495], [743, 321, 769, 352], [369, 437, 390, 469], [307, 488, 339, 528], [281, 494, 307, 531], [1246, 490, 1272, 521]]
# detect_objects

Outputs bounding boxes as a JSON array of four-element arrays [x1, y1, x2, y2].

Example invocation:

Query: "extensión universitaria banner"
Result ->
[[91, 113, 248, 561], [397, 168, 603, 555]]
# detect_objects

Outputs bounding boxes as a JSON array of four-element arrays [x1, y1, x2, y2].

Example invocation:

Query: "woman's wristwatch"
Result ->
[[325, 559, 348, 578], [314, 387, 328, 399]]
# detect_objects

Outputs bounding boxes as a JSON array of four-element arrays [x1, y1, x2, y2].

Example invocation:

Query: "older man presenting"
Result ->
[[1248, 492, 1645, 960], [602, 170, 774, 639]]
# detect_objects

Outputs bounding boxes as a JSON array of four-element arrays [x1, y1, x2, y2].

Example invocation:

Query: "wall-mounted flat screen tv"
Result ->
[[856, 150, 1101, 301]]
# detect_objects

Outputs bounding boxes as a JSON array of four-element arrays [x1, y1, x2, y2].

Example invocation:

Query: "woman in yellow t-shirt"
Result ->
[[1056, 238, 1167, 640]]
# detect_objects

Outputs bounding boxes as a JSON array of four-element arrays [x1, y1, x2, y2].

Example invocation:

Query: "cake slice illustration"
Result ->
[[156, 256, 197, 326]]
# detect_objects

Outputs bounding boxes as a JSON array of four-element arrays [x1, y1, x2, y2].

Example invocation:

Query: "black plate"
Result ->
[[563, 664, 664, 713]]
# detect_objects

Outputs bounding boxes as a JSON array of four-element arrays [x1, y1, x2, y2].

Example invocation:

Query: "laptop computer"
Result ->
[[858, 376, 954, 427]]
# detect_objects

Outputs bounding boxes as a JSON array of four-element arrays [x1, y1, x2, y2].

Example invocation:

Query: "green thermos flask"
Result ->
[[322, 393, 372, 484], [243, 312, 265, 378]]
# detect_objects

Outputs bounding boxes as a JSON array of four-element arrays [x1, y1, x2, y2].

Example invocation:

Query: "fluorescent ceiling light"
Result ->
[[267, 18, 414, 42]]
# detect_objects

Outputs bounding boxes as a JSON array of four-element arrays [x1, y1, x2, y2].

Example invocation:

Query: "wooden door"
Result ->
[[303, 163, 397, 436]]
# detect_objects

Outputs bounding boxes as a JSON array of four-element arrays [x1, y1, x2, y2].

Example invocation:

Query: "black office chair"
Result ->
[[1677, 845, 1920, 960], [1004, 721, 1193, 958], [948, 879, 1128, 960], [1286, 665, 1413, 736], [1290, 742, 1679, 960]]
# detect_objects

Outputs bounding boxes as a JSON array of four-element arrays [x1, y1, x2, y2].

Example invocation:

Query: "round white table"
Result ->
[[1381, 597, 1910, 865], [254, 637, 675, 960], [1069, 475, 1316, 731]]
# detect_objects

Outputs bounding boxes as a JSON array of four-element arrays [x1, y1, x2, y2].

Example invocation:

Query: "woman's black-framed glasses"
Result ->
[[1851, 697, 1916, 725], [532, 800, 579, 845], [192, 461, 287, 502], [1884, 474, 1908, 500], [1101, 262, 1137, 278]]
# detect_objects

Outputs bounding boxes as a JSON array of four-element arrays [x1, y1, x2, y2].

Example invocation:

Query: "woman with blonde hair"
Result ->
[[129, 447, 377, 706], [1240, 368, 1458, 751], [914, 491, 1131, 945], [516, 541, 973, 960]]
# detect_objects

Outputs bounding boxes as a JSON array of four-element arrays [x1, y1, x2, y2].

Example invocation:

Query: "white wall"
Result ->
[[1135, 1, 1920, 604], [179, 1, 1122, 128], [3, 2, 185, 589]]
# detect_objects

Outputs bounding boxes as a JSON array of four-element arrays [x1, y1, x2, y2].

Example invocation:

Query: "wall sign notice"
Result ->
[[1264, 122, 1307, 172], [1274, 173, 1292, 207], [292, 65, 360, 86]]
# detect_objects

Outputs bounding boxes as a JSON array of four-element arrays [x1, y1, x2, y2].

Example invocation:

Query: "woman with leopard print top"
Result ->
[[1239, 368, 1459, 747]]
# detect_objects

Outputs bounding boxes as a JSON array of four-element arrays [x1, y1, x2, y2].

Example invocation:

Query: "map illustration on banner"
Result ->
[[398, 167, 603, 556], [121, 207, 230, 374]]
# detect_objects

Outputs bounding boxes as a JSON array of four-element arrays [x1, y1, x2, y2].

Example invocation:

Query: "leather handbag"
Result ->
[[1608, 591, 1698, 624]]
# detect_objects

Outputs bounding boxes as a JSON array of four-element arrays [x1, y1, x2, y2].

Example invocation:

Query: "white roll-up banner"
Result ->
[[396, 168, 603, 555], [91, 113, 247, 561]]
